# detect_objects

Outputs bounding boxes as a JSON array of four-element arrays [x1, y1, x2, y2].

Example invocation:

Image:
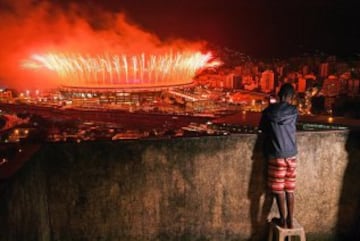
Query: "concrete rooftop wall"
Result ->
[[0, 130, 359, 241]]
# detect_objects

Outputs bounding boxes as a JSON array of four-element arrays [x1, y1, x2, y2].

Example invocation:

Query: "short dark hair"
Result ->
[[278, 83, 295, 101]]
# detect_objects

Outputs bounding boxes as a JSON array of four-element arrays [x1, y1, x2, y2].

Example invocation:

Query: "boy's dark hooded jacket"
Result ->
[[260, 102, 298, 159]]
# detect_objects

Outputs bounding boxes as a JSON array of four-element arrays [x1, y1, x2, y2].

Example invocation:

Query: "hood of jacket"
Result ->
[[264, 102, 298, 125]]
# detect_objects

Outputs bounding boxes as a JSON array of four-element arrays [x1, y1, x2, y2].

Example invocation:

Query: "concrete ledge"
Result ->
[[0, 130, 359, 241]]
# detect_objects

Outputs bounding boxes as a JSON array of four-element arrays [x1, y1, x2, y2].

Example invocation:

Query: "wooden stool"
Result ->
[[268, 218, 306, 241]]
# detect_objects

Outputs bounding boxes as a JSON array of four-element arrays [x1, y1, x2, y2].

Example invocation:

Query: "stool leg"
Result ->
[[300, 231, 306, 241], [278, 230, 286, 241], [268, 224, 273, 241]]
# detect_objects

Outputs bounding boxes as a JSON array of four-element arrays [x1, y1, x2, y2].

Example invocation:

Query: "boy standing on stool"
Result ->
[[260, 83, 298, 229]]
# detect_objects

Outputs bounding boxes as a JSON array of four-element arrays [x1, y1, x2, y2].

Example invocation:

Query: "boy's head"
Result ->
[[278, 83, 296, 103]]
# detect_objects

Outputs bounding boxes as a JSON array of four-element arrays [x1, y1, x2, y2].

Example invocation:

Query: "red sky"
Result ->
[[0, 0, 207, 90], [0, 0, 359, 90]]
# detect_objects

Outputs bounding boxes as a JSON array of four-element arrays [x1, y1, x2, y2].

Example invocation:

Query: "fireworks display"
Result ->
[[0, 1, 219, 90], [23, 51, 220, 88]]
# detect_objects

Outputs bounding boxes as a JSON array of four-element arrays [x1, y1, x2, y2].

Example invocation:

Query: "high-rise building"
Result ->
[[322, 75, 340, 97], [302, 65, 310, 75], [319, 63, 329, 78], [260, 70, 274, 93], [348, 79, 359, 96], [298, 76, 307, 93], [223, 74, 235, 89], [276, 65, 284, 77], [233, 75, 242, 89]]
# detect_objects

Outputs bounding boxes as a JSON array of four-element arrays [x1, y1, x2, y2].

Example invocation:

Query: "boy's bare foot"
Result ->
[[286, 218, 293, 229], [272, 217, 286, 228]]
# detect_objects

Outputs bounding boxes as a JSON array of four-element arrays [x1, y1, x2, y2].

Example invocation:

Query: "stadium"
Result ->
[[24, 51, 219, 104]]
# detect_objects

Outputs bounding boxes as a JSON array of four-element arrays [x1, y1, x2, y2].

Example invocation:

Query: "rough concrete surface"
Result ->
[[0, 130, 359, 241]]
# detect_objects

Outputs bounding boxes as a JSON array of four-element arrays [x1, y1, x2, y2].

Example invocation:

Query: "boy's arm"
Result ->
[[259, 112, 267, 133]]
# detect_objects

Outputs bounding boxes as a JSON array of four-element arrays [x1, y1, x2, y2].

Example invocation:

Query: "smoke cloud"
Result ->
[[0, 0, 206, 90]]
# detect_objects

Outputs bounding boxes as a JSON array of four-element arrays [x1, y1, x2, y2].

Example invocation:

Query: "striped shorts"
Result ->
[[268, 157, 297, 193]]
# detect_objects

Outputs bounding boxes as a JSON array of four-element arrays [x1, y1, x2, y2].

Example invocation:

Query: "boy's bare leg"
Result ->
[[286, 192, 294, 228], [274, 192, 287, 228]]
